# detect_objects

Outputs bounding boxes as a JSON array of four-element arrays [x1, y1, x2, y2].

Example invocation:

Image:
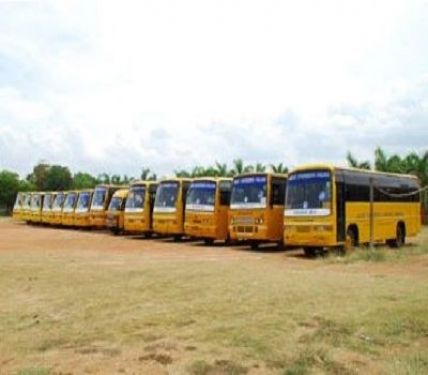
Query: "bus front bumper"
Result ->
[[124, 215, 150, 233], [62, 214, 75, 227], [229, 224, 276, 242], [153, 215, 182, 236], [90, 211, 106, 228], [74, 213, 91, 227], [184, 222, 218, 240], [283, 224, 336, 247]]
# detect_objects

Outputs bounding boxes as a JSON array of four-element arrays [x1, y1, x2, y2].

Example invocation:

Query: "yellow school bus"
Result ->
[[89, 184, 121, 228], [106, 189, 129, 234], [61, 191, 78, 227], [29, 192, 44, 224], [283, 164, 421, 256], [41, 192, 57, 224], [229, 173, 288, 249], [153, 178, 192, 240], [12, 192, 25, 221], [21, 193, 33, 222], [50, 192, 66, 225], [123, 181, 158, 237], [73, 190, 93, 228], [184, 178, 232, 244]]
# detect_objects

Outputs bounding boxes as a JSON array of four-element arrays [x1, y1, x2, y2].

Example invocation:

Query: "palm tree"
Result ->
[[111, 175, 121, 184], [270, 163, 288, 174], [141, 167, 157, 181], [191, 166, 205, 178], [254, 163, 266, 172], [346, 152, 371, 169], [231, 159, 245, 175], [215, 162, 228, 177], [174, 169, 191, 178], [141, 168, 151, 180], [374, 147, 389, 171], [97, 173, 110, 184], [204, 166, 219, 177]]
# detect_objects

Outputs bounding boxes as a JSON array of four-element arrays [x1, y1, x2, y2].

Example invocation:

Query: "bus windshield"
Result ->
[[23, 195, 31, 209], [125, 186, 145, 212], [63, 193, 77, 211], [154, 182, 179, 212], [285, 171, 332, 216], [186, 181, 216, 211], [76, 192, 91, 211], [43, 194, 53, 211], [109, 197, 122, 211], [14, 193, 22, 209], [52, 193, 65, 211], [230, 176, 267, 209], [31, 195, 41, 211], [91, 187, 107, 210]]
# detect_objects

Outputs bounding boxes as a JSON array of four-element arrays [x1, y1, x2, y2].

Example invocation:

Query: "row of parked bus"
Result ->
[[12, 164, 422, 255]]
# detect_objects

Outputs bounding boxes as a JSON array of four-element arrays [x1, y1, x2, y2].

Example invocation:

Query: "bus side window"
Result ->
[[219, 181, 232, 206], [271, 178, 287, 205]]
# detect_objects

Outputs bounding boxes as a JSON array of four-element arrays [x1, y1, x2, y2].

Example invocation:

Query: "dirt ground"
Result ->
[[1, 218, 428, 375], [1, 218, 426, 273]]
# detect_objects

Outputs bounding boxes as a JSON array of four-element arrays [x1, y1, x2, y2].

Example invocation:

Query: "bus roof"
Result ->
[[129, 180, 158, 187], [159, 177, 192, 183], [232, 172, 288, 179], [94, 184, 125, 189], [190, 177, 233, 183], [289, 163, 419, 181], [112, 189, 129, 198]]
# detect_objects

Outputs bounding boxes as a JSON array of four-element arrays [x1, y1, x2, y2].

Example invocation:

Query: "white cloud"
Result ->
[[0, 0, 427, 178]]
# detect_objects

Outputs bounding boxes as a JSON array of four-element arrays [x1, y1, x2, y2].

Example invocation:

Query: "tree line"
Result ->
[[0, 148, 427, 214]]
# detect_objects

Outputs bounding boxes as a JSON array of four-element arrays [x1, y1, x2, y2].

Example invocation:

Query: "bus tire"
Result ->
[[250, 241, 259, 250], [389, 223, 405, 248], [204, 238, 214, 246], [224, 235, 231, 246], [346, 226, 358, 249], [173, 235, 182, 242], [304, 247, 321, 257], [144, 232, 153, 239]]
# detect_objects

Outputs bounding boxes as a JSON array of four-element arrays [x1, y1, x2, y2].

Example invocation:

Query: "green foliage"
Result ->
[[271, 162, 289, 174], [140, 167, 156, 181], [26, 163, 72, 191], [346, 151, 371, 169], [26, 162, 50, 190], [72, 172, 98, 189], [44, 165, 73, 191], [0, 170, 21, 212]]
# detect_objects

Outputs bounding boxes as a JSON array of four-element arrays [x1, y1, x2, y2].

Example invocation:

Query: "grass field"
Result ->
[[1, 219, 428, 374]]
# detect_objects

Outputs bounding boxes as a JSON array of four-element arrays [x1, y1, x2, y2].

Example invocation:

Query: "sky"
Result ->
[[0, 0, 427, 178]]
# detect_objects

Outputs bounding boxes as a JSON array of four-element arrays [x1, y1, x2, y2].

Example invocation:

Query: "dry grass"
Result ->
[[1, 220, 428, 374]]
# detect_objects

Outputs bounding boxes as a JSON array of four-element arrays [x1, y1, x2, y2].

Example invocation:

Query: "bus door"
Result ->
[[336, 172, 346, 242]]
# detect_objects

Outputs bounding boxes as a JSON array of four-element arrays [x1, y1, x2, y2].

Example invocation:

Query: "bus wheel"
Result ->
[[173, 235, 182, 242], [250, 241, 259, 250], [346, 226, 358, 250], [144, 232, 153, 239], [389, 223, 405, 248], [204, 238, 214, 246], [224, 236, 231, 246], [304, 247, 321, 257]]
